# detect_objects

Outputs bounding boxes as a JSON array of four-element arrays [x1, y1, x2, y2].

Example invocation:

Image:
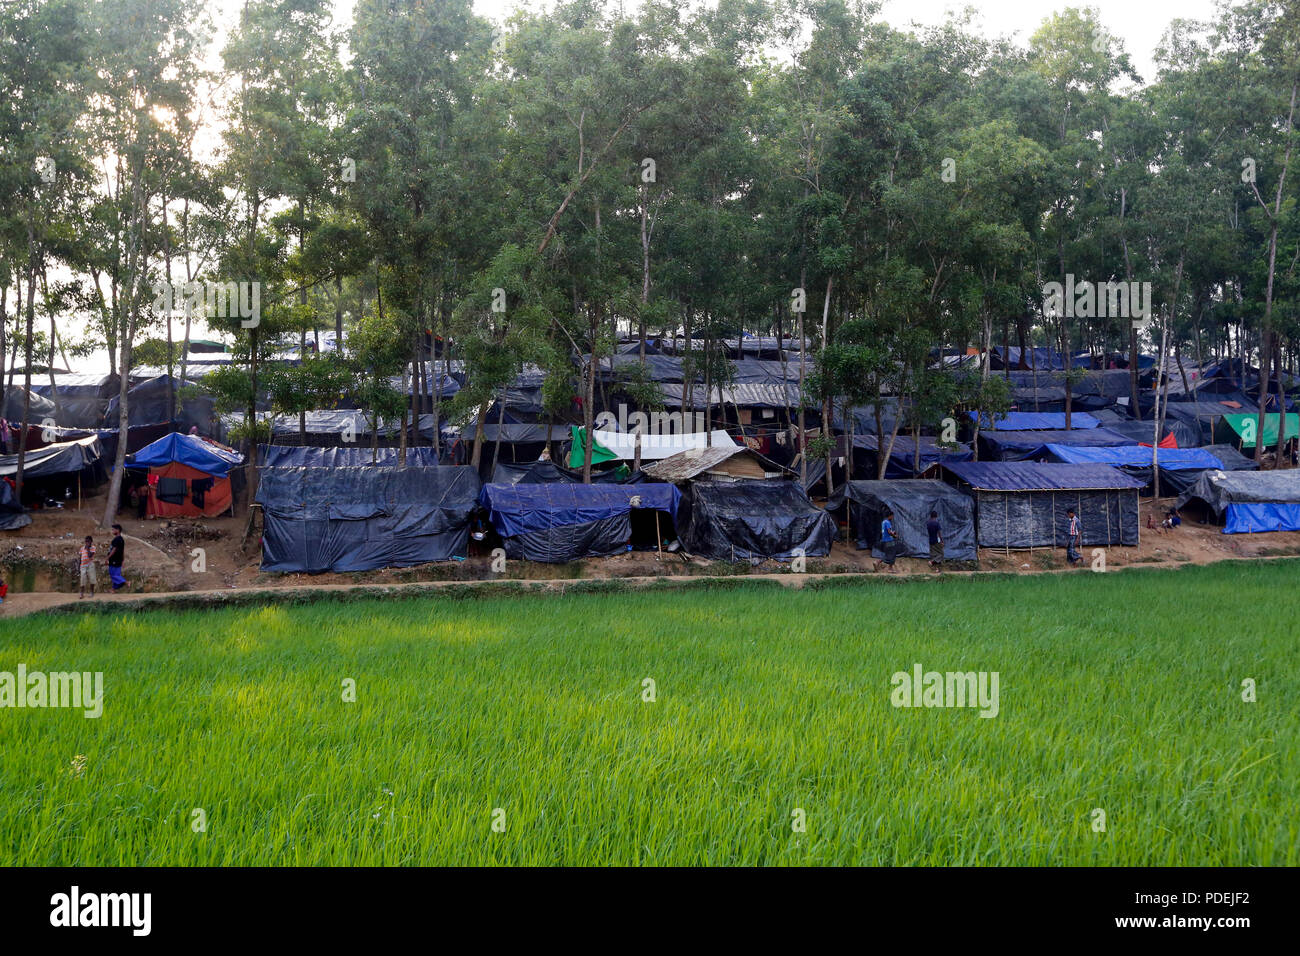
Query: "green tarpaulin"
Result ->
[[1218, 413, 1299, 449], [567, 426, 618, 468]]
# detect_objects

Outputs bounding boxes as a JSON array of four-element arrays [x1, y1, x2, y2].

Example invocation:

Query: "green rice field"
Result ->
[[1, 561, 1296, 865]]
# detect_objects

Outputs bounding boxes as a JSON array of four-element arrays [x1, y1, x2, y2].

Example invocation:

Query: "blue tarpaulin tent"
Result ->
[[944, 461, 1143, 548], [130, 432, 243, 477], [480, 482, 681, 562], [1043, 444, 1226, 495], [1042, 445, 1223, 470]]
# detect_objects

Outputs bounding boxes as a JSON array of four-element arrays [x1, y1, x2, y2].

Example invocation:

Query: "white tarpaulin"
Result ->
[[590, 428, 739, 461]]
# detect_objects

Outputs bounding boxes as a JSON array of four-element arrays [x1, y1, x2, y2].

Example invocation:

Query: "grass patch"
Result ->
[[0, 560, 1294, 865]]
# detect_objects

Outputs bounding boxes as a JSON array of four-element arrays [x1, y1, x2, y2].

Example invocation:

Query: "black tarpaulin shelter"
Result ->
[[103, 375, 215, 432], [842, 480, 975, 560], [0, 435, 104, 480], [944, 461, 1143, 549], [677, 480, 836, 561], [30, 373, 120, 428], [259, 445, 441, 467], [1102, 418, 1201, 449], [851, 435, 973, 478], [479, 482, 680, 563], [255, 465, 481, 572], [0, 478, 31, 530], [977, 427, 1133, 461]]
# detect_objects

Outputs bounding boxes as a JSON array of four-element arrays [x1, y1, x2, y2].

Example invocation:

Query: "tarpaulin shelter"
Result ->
[[1214, 413, 1300, 449], [852, 435, 973, 478], [30, 373, 120, 428], [1102, 418, 1200, 449], [489, 459, 633, 485], [0, 434, 103, 479], [1159, 402, 1252, 446], [944, 461, 1143, 549], [256, 465, 481, 572], [259, 445, 441, 468], [0, 478, 31, 530], [103, 375, 215, 433], [567, 426, 738, 467], [479, 481, 680, 563], [676, 480, 836, 561], [0, 385, 55, 424], [977, 427, 1133, 462], [0, 434, 106, 507], [128, 432, 244, 518], [1176, 470, 1300, 533], [841, 479, 976, 561], [970, 410, 1101, 430], [1041, 444, 1228, 496]]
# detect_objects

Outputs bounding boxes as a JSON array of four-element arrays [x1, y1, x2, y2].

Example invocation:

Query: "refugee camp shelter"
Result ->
[[1041, 444, 1231, 496], [842, 479, 976, 561], [103, 374, 215, 433], [944, 461, 1143, 548], [642, 444, 789, 483], [676, 480, 836, 561], [851, 435, 973, 479], [0, 435, 105, 505], [259, 445, 441, 467], [0, 479, 31, 530], [256, 465, 482, 572], [129, 432, 244, 518], [479, 482, 681, 562], [977, 427, 1133, 462], [1176, 470, 1300, 533], [1213, 413, 1299, 450]]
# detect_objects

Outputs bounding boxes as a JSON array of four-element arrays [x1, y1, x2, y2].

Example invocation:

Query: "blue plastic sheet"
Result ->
[[479, 482, 681, 537], [1224, 502, 1300, 534], [129, 432, 243, 477]]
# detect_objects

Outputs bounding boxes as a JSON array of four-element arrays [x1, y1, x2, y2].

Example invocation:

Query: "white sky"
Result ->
[[66, 0, 1220, 373]]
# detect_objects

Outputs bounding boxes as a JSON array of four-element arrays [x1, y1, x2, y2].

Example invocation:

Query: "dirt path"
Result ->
[[4, 550, 1292, 621]]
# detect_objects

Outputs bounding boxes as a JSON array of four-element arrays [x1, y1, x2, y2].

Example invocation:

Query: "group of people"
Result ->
[[872, 510, 946, 573], [77, 524, 129, 599]]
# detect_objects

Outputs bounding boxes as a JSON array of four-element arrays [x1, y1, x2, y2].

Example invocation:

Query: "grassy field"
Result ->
[[0, 561, 1295, 865]]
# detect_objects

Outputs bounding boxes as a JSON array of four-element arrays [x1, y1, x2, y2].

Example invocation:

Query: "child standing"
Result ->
[[79, 536, 97, 599]]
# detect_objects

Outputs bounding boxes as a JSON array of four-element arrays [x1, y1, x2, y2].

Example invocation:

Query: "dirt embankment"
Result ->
[[3, 491, 1298, 620]]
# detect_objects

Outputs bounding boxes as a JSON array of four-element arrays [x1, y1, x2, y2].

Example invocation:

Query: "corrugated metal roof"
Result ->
[[642, 444, 753, 482]]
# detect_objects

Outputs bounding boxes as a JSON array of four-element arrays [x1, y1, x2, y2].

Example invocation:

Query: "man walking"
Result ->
[[926, 510, 943, 570], [107, 523, 128, 592], [1066, 508, 1082, 566], [874, 510, 899, 573], [79, 535, 97, 599]]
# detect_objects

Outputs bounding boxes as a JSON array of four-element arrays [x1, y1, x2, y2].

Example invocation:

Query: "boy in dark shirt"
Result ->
[[107, 523, 128, 592], [926, 510, 943, 569]]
